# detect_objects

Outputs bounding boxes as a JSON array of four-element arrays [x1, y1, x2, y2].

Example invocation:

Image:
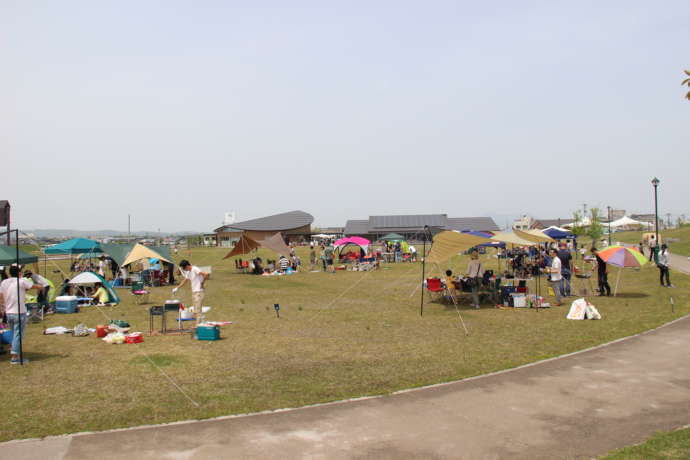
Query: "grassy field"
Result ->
[[611, 226, 690, 256], [0, 245, 688, 442], [600, 426, 690, 459]]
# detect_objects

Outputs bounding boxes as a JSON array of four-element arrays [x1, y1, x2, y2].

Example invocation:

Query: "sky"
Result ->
[[2, 1, 689, 232]]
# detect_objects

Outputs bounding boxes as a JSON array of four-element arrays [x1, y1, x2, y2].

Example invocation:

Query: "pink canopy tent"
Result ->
[[334, 236, 371, 255]]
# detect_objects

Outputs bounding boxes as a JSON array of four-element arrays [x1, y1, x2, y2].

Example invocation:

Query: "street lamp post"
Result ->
[[652, 177, 660, 261]]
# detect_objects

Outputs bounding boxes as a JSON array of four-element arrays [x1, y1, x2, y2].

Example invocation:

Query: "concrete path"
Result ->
[[669, 252, 690, 275], [4, 316, 690, 460]]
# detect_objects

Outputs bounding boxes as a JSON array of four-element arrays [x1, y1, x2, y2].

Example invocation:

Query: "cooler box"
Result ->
[[0, 329, 12, 344], [195, 325, 220, 341], [511, 293, 527, 308], [164, 300, 182, 311], [55, 296, 78, 314]]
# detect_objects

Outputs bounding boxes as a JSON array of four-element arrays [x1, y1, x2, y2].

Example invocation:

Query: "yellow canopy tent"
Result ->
[[122, 243, 172, 266], [490, 231, 537, 246], [223, 233, 291, 259], [427, 231, 491, 264], [514, 229, 555, 244]]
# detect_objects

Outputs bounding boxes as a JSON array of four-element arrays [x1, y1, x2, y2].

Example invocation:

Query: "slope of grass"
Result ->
[[0, 246, 687, 441], [612, 226, 690, 256], [600, 426, 690, 459]]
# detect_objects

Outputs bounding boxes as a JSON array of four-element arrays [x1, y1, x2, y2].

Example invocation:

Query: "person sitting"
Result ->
[[91, 282, 110, 305], [444, 270, 458, 298], [252, 257, 264, 275], [278, 255, 290, 273], [261, 268, 273, 276]]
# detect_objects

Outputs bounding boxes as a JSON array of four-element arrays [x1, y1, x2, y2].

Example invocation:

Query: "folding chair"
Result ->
[[131, 281, 150, 304]]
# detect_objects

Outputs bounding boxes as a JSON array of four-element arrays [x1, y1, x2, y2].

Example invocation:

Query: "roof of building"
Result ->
[[344, 220, 370, 235], [369, 214, 447, 229], [320, 227, 345, 234], [446, 217, 500, 232], [532, 218, 575, 228], [345, 214, 499, 235], [0, 200, 9, 208], [215, 210, 314, 233]]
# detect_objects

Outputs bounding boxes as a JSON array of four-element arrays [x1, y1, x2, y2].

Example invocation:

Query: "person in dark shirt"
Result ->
[[591, 247, 611, 296], [557, 244, 572, 296]]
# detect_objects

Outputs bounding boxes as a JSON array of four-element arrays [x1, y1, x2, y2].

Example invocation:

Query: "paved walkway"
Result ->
[[669, 252, 690, 275], [4, 315, 690, 459]]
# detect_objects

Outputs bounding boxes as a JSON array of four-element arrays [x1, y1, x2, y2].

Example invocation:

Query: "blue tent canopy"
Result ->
[[461, 231, 505, 248], [45, 238, 102, 255], [543, 228, 575, 240]]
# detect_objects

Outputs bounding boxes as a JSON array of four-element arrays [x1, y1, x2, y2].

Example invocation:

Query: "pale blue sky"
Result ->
[[2, 1, 689, 231]]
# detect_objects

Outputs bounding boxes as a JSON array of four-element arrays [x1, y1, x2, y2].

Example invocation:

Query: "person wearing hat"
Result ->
[[657, 244, 673, 288]]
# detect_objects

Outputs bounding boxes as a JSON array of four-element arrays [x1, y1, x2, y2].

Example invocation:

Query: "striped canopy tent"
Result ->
[[99, 243, 173, 267]]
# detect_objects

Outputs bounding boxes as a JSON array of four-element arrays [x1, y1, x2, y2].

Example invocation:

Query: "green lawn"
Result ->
[[0, 246, 688, 442], [612, 226, 690, 256], [600, 426, 690, 459]]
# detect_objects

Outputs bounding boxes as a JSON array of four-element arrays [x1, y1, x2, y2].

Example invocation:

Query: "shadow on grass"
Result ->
[[612, 292, 651, 299], [19, 351, 65, 363]]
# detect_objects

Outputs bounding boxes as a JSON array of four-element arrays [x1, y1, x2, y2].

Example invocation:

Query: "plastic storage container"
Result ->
[[195, 325, 220, 341], [55, 296, 78, 314]]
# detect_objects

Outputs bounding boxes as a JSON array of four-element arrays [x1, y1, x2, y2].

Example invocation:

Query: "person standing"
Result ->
[[173, 260, 209, 325], [657, 244, 673, 288], [409, 244, 417, 262], [466, 250, 484, 308], [324, 244, 335, 272], [648, 237, 657, 261], [309, 247, 317, 271], [591, 248, 611, 296], [557, 243, 572, 297], [97, 256, 107, 279], [0, 266, 41, 364], [546, 249, 562, 306], [23, 270, 53, 308]]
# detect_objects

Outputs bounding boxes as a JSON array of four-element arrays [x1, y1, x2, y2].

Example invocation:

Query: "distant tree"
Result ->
[[683, 70, 690, 101], [587, 208, 605, 245], [571, 210, 586, 238]]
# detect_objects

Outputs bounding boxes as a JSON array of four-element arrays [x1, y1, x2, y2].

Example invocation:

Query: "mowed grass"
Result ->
[[612, 226, 690, 256], [600, 426, 690, 459], [0, 246, 688, 441]]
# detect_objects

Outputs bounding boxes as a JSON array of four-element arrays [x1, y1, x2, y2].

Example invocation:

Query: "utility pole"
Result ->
[[583, 203, 587, 220], [128, 214, 131, 240], [607, 206, 612, 246], [666, 213, 671, 228]]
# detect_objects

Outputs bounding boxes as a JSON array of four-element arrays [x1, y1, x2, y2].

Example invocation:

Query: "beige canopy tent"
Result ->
[[490, 231, 537, 246], [223, 233, 291, 259], [514, 229, 555, 244], [427, 231, 491, 264], [121, 243, 172, 266]]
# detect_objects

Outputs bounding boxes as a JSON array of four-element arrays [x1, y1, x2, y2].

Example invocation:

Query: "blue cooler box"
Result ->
[[55, 296, 79, 314], [195, 325, 220, 341]]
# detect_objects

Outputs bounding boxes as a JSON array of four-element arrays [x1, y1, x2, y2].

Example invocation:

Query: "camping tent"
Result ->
[[60, 271, 120, 304], [334, 237, 370, 255], [381, 233, 405, 241], [609, 216, 652, 229], [490, 231, 537, 246], [427, 231, 491, 263], [514, 229, 555, 244], [543, 226, 575, 240], [44, 238, 101, 255], [99, 243, 173, 267], [0, 245, 38, 265], [223, 233, 291, 259]]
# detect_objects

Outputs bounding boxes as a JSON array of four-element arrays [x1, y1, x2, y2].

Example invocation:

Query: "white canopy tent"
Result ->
[[609, 216, 652, 229]]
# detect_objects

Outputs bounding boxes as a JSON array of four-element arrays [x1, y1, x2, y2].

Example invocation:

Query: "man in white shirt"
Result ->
[[0, 266, 41, 364], [409, 245, 417, 262], [173, 260, 209, 325], [546, 249, 563, 306]]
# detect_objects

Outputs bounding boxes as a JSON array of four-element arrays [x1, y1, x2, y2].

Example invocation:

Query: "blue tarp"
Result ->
[[543, 228, 575, 240], [461, 231, 505, 248], [45, 238, 102, 255]]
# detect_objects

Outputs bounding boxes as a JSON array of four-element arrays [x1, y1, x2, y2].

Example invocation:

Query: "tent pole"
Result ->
[[14, 230, 23, 365], [614, 266, 622, 297]]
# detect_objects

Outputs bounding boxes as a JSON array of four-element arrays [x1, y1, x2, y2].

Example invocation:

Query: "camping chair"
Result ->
[[131, 281, 150, 304], [426, 278, 454, 303], [26, 302, 44, 323]]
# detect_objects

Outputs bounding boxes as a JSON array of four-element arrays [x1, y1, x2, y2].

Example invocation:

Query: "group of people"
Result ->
[[443, 249, 486, 308]]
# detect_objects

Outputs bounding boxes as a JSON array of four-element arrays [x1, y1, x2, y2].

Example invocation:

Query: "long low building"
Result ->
[[214, 210, 314, 247], [344, 214, 500, 241]]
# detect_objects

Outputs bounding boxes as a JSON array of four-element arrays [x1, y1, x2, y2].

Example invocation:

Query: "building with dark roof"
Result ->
[[214, 210, 314, 246], [344, 214, 499, 240], [531, 218, 575, 229]]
